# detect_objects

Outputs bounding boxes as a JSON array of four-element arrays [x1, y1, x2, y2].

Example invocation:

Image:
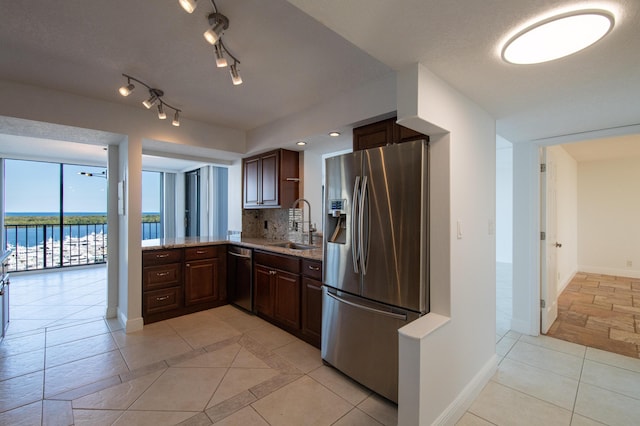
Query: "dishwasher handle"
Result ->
[[228, 251, 251, 259]]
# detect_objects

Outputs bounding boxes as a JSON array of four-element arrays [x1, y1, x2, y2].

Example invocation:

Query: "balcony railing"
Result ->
[[4, 220, 161, 272]]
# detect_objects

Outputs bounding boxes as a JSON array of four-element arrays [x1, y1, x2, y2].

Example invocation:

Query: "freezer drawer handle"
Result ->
[[228, 251, 251, 259], [326, 291, 407, 321]]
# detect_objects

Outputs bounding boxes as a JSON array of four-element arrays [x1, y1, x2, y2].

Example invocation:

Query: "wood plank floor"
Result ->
[[546, 272, 640, 359]]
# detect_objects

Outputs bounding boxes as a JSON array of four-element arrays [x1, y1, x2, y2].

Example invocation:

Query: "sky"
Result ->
[[4, 159, 161, 213]]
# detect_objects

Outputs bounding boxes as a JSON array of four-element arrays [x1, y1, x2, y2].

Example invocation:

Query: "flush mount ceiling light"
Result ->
[[296, 141, 307, 146], [501, 9, 614, 64], [118, 74, 182, 127], [328, 132, 341, 137], [178, 0, 243, 86]]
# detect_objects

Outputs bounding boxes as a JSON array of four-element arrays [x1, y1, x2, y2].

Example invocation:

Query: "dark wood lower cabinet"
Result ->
[[184, 258, 221, 306], [301, 277, 322, 347], [254, 264, 274, 317], [273, 270, 301, 330]]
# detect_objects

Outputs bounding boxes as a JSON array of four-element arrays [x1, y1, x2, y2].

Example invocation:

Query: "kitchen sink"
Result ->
[[269, 241, 317, 250]]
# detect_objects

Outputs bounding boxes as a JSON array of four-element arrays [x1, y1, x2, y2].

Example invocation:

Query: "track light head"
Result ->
[[214, 43, 228, 68], [230, 62, 242, 85], [178, 0, 198, 14], [157, 103, 167, 120], [172, 110, 181, 127], [118, 83, 135, 96], [204, 13, 229, 45], [142, 89, 163, 109]]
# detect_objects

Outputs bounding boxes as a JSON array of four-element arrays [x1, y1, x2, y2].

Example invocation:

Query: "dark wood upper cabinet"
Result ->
[[353, 117, 429, 151], [243, 149, 299, 209]]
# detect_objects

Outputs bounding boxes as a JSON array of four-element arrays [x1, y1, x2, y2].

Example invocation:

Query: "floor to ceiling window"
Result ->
[[142, 170, 162, 240]]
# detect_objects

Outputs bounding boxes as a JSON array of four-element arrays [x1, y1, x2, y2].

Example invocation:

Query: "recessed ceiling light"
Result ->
[[329, 131, 340, 137], [501, 9, 614, 65], [296, 141, 307, 146]]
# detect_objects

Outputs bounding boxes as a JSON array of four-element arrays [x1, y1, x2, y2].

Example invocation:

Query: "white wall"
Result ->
[[496, 136, 512, 263], [578, 156, 640, 278], [548, 146, 578, 291], [301, 151, 323, 233], [396, 64, 496, 425]]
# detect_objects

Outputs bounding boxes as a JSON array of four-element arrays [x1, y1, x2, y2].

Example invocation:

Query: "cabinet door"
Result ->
[[274, 270, 300, 330], [243, 157, 260, 207], [260, 152, 279, 207], [353, 118, 394, 151], [254, 264, 274, 317], [184, 258, 219, 306], [302, 277, 322, 347]]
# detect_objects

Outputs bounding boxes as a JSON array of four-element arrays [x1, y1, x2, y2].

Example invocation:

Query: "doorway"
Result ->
[[185, 169, 200, 237]]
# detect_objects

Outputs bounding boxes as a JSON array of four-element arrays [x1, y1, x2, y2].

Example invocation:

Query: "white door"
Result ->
[[540, 147, 559, 333]]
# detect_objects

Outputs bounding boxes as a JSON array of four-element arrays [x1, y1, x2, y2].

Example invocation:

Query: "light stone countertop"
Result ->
[[141, 236, 323, 261]]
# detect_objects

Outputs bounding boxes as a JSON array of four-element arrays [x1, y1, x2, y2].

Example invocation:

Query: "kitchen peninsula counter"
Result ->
[[142, 236, 322, 261]]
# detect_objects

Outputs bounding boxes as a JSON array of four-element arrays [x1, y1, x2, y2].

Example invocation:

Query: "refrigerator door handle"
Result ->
[[326, 291, 407, 321], [359, 176, 369, 274], [351, 176, 361, 273]]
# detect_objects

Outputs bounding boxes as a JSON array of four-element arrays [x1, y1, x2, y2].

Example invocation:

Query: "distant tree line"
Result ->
[[5, 214, 160, 226]]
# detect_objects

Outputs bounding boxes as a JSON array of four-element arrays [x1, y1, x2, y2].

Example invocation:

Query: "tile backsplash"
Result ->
[[242, 208, 318, 244]]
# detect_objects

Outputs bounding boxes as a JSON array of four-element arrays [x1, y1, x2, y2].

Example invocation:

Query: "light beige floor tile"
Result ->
[[118, 333, 193, 370], [42, 399, 73, 426], [585, 347, 640, 373], [130, 367, 226, 411], [272, 340, 322, 373], [357, 394, 398, 426], [503, 330, 522, 340], [506, 340, 584, 379], [570, 413, 608, 425], [166, 310, 220, 332], [45, 319, 110, 347], [5, 319, 53, 334], [244, 323, 297, 351], [112, 410, 197, 426], [0, 370, 44, 412], [72, 409, 124, 426], [105, 317, 123, 332], [72, 369, 163, 409], [333, 408, 383, 425], [495, 336, 517, 357], [455, 412, 494, 426], [45, 333, 116, 368], [213, 406, 269, 425], [492, 358, 579, 410], [581, 359, 640, 399], [44, 350, 128, 397], [177, 412, 214, 426], [231, 347, 271, 369], [209, 305, 247, 320], [0, 332, 45, 359], [111, 321, 178, 349], [520, 334, 586, 358], [575, 382, 640, 426], [208, 368, 279, 408], [469, 381, 572, 426], [0, 400, 42, 426], [0, 348, 44, 381], [308, 365, 371, 405], [252, 375, 352, 425], [175, 320, 243, 349], [221, 312, 269, 333], [176, 343, 242, 368]]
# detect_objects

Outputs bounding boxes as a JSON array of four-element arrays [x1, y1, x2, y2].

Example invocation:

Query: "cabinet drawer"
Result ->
[[255, 250, 300, 274], [144, 287, 181, 314], [302, 259, 322, 280], [143, 264, 182, 291], [143, 249, 183, 265], [185, 246, 219, 261]]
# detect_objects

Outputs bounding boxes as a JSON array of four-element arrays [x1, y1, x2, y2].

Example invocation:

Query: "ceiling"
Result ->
[[1, 0, 639, 166]]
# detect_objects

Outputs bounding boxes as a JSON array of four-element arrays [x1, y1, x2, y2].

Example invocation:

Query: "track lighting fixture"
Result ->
[[118, 74, 182, 126], [178, 0, 198, 14], [176, 0, 243, 86]]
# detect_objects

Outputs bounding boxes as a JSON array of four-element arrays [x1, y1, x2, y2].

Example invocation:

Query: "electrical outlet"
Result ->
[[264, 220, 268, 230], [626, 260, 633, 267]]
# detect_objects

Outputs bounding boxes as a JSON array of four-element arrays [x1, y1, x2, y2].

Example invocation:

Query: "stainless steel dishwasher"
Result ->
[[227, 246, 253, 312]]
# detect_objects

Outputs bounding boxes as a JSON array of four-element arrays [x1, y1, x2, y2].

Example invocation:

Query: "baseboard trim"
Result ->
[[558, 269, 577, 294], [431, 354, 498, 425], [578, 266, 640, 279], [117, 308, 144, 333]]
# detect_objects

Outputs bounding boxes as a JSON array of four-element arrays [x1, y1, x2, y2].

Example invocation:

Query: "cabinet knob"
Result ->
[[269, 270, 277, 275], [186, 263, 191, 267]]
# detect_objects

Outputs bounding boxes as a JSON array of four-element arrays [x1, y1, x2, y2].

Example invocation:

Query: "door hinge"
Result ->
[[540, 231, 546, 241], [540, 163, 547, 172], [540, 299, 546, 309]]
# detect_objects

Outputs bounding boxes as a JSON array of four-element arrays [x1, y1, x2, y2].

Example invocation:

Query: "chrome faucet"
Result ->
[[291, 198, 315, 245]]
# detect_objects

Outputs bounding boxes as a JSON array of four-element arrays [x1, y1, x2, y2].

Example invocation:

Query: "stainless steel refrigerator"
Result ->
[[322, 139, 429, 403]]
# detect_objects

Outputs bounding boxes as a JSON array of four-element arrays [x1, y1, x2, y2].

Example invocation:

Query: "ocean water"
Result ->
[[4, 212, 160, 246]]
